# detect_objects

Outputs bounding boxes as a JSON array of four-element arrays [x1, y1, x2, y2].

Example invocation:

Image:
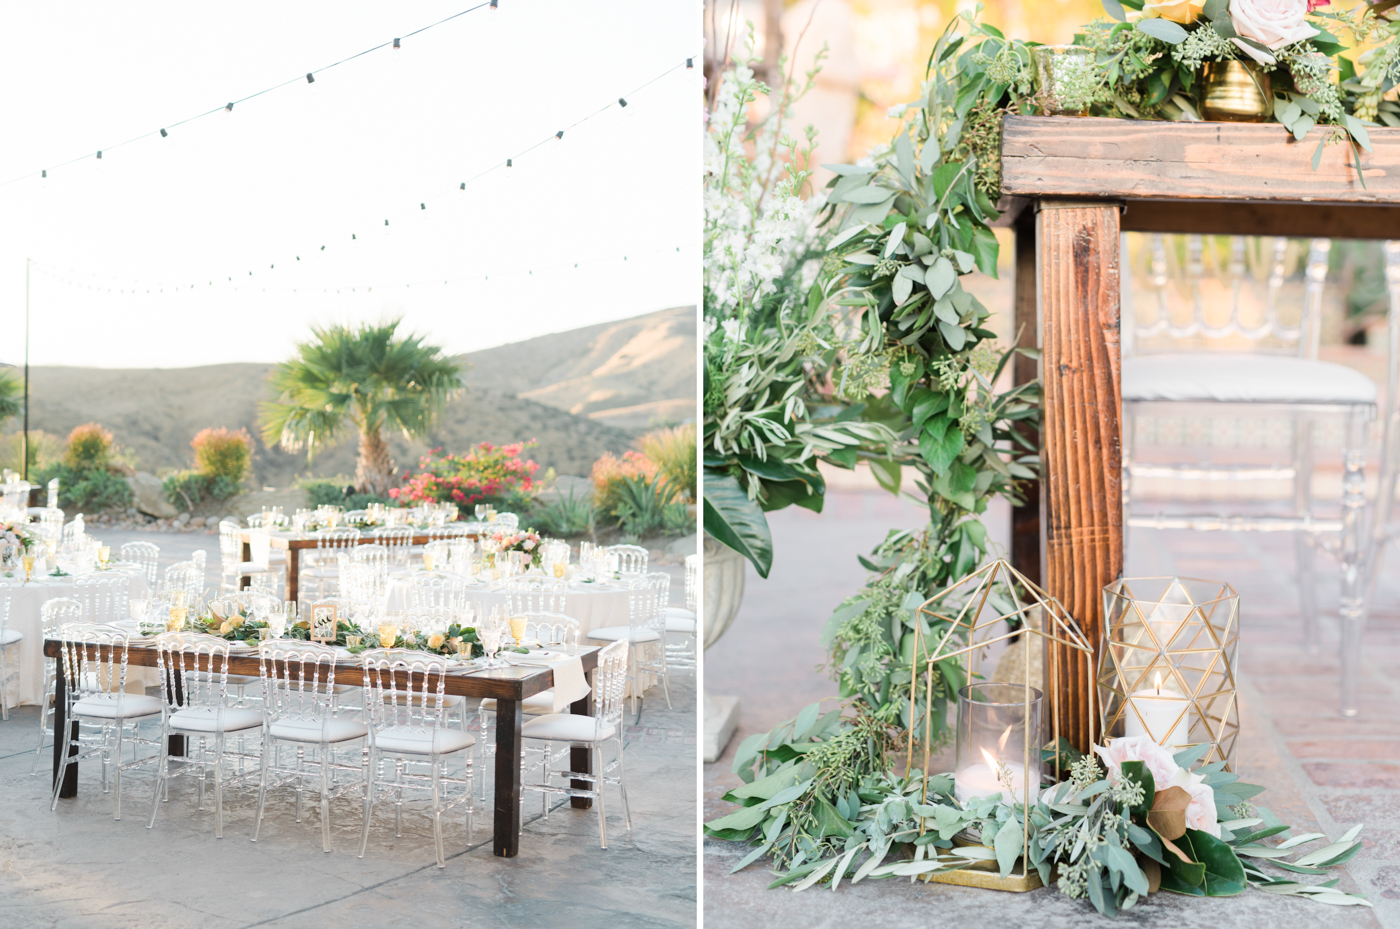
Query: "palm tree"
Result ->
[[0, 372, 20, 427], [260, 319, 464, 496]]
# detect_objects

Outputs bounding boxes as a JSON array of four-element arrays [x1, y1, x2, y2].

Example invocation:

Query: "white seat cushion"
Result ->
[[665, 617, 696, 633], [372, 725, 475, 755], [170, 705, 263, 734], [586, 625, 661, 644], [1123, 354, 1377, 405], [269, 716, 367, 743], [233, 562, 274, 575], [664, 606, 696, 621], [480, 692, 557, 715], [521, 712, 614, 743], [0, 628, 22, 646], [382, 693, 464, 708], [72, 692, 163, 720]]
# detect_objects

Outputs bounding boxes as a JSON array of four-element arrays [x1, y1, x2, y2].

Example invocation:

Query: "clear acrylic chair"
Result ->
[[585, 579, 669, 720], [477, 612, 583, 771], [410, 575, 468, 611], [1123, 235, 1377, 716], [521, 638, 630, 848], [163, 561, 203, 601], [358, 648, 476, 868], [301, 527, 361, 601], [147, 632, 265, 838], [493, 512, 520, 530], [50, 622, 163, 820], [73, 573, 130, 625], [350, 542, 391, 575], [119, 540, 161, 588], [607, 544, 649, 576], [219, 520, 277, 593], [251, 640, 369, 852], [504, 576, 565, 615], [373, 526, 415, 569], [664, 556, 699, 675], [32, 597, 82, 774]]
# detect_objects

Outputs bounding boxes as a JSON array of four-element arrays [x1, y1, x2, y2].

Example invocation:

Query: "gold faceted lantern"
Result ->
[[909, 559, 1096, 892], [1099, 577, 1240, 770]]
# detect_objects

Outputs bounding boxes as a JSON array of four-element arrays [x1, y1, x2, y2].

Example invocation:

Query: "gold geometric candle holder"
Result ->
[[910, 559, 1096, 891], [1098, 577, 1240, 771]]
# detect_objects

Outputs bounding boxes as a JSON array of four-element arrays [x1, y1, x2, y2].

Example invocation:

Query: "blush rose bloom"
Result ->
[[1229, 0, 1318, 64], [1142, 0, 1205, 24], [1093, 736, 1221, 838]]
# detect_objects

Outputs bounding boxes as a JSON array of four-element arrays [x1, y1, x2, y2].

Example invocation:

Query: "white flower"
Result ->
[[886, 103, 909, 119], [1095, 736, 1220, 837], [1230, 0, 1317, 56], [721, 318, 744, 343]]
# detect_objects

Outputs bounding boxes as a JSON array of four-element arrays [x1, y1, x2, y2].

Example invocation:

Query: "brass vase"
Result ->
[[1198, 60, 1272, 122]]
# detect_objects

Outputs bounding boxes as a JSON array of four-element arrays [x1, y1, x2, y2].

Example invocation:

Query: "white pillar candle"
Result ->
[[955, 750, 1039, 805], [1125, 672, 1192, 748]]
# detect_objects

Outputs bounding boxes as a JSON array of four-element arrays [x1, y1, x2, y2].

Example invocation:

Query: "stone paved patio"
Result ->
[[0, 531, 697, 929], [704, 487, 1400, 928]]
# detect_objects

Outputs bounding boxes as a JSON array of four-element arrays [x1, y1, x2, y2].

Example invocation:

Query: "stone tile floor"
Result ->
[[704, 489, 1400, 928], [0, 530, 698, 928]]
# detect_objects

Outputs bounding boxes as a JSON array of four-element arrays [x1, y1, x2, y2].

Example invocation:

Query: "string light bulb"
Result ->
[[555, 130, 563, 139], [96, 151, 102, 159], [306, 73, 315, 83], [393, 38, 400, 48], [619, 98, 627, 107], [506, 158, 512, 167], [686, 58, 693, 68], [160, 128, 168, 137], [225, 102, 234, 111], [420, 203, 426, 210], [41, 170, 45, 178]]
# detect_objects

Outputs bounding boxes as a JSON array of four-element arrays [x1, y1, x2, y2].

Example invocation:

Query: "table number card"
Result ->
[[309, 603, 338, 644]]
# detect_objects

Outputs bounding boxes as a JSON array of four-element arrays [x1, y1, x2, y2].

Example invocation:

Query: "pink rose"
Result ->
[[1229, 0, 1317, 64], [1094, 736, 1180, 789], [1176, 773, 1220, 837]]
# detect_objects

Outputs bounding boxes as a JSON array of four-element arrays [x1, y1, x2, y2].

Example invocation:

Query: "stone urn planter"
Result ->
[[703, 534, 747, 762]]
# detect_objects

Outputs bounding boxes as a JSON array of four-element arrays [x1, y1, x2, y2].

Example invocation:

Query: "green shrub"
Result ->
[[297, 477, 393, 510], [163, 470, 241, 511], [63, 423, 114, 469], [530, 487, 598, 537], [637, 424, 697, 502], [611, 474, 684, 538], [192, 427, 252, 483], [33, 463, 132, 512]]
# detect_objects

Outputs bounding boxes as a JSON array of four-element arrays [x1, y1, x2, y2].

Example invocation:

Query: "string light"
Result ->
[[306, 73, 315, 84], [159, 128, 168, 138], [619, 98, 627, 107], [393, 38, 401, 49], [555, 130, 563, 139]]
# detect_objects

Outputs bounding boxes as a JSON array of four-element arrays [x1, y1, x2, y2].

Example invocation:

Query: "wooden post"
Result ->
[[1011, 208, 1042, 587], [494, 698, 524, 857], [1037, 199, 1123, 752]]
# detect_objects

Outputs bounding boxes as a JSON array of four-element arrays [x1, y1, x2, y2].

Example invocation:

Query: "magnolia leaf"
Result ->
[[1147, 785, 1192, 840], [702, 472, 774, 578], [1137, 18, 1188, 43], [1202, 0, 1229, 18], [1120, 761, 1156, 817]]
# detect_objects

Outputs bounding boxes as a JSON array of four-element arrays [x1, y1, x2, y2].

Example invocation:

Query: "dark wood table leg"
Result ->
[[570, 671, 594, 810], [168, 662, 185, 758], [1010, 208, 1043, 587], [493, 698, 523, 857], [1038, 198, 1123, 752], [286, 547, 300, 605], [52, 653, 78, 798], [240, 540, 252, 590]]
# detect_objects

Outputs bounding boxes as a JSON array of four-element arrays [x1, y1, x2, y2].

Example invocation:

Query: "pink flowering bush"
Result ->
[[389, 440, 540, 516]]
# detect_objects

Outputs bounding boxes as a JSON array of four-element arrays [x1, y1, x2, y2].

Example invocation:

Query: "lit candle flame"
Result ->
[[996, 724, 1012, 752], [981, 747, 998, 769], [1154, 671, 1163, 695]]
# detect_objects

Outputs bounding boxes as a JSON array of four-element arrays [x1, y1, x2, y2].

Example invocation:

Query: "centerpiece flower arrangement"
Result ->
[[1, 518, 33, 554], [391, 441, 540, 517], [489, 528, 544, 567]]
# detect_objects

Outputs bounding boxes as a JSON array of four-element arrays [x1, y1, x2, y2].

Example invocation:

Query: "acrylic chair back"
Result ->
[[337, 560, 384, 607], [74, 573, 130, 625], [521, 611, 579, 651], [1126, 234, 1330, 359], [120, 541, 160, 587], [593, 639, 629, 733], [411, 575, 468, 611], [55, 622, 133, 704], [506, 582, 564, 616], [218, 520, 245, 567], [643, 572, 671, 624], [608, 544, 648, 576], [625, 578, 659, 636], [258, 641, 343, 732], [373, 526, 414, 565], [316, 527, 361, 553], [152, 632, 237, 714], [428, 524, 472, 543], [163, 561, 203, 600], [361, 648, 452, 733], [0, 581, 11, 643], [493, 512, 519, 530], [684, 554, 699, 612], [351, 543, 390, 573], [42, 597, 82, 638]]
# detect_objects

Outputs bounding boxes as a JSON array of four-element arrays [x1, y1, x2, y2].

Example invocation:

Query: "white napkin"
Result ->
[[546, 655, 589, 712]]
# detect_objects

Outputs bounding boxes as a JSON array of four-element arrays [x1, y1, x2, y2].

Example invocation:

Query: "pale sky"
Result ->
[[0, 1, 699, 368]]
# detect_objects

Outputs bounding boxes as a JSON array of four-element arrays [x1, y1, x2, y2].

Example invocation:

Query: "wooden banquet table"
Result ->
[[45, 637, 600, 858], [237, 527, 483, 604]]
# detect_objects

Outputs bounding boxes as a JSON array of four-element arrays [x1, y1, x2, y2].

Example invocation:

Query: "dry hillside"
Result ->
[[7, 307, 695, 487]]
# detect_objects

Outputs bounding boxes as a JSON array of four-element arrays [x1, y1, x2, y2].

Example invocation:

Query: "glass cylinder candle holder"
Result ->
[[1100, 577, 1240, 769], [954, 682, 1043, 806]]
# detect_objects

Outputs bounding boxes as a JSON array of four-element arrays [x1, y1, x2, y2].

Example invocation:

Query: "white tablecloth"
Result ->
[[2, 564, 152, 707]]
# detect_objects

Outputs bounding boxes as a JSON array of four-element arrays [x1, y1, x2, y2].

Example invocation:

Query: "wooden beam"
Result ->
[[1038, 199, 1123, 752], [1119, 199, 1400, 239], [1002, 115, 1400, 204]]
